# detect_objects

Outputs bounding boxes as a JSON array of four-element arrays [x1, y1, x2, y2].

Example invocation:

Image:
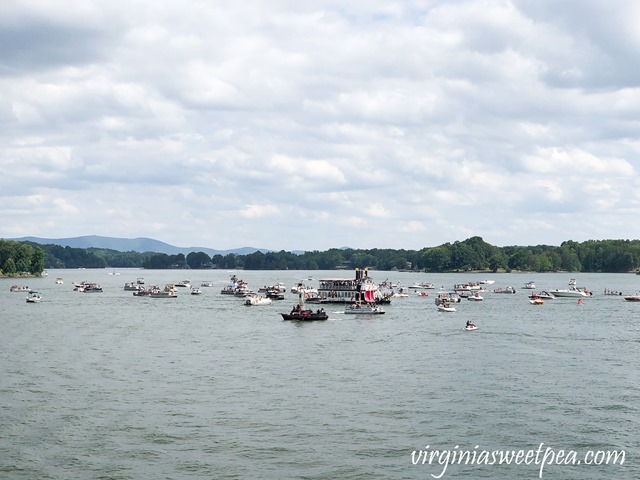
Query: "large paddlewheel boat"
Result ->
[[308, 268, 390, 304]]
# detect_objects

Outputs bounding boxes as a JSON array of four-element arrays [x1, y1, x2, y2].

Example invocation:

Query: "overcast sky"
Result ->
[[2, 0, 640, 251]]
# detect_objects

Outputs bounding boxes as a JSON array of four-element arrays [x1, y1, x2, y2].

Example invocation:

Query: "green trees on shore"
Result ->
[[0, 240, 45, 276], [9, 236, 640, 273]]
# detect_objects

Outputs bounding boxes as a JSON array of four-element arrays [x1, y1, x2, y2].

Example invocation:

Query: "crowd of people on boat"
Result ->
[[290, 304, 325, 315]]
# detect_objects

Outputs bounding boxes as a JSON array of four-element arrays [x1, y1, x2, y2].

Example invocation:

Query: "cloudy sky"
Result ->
[[2, 0, 640, 252]]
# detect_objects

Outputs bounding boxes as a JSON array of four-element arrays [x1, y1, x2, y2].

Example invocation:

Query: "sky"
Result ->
[[2, 0, 640, 252]]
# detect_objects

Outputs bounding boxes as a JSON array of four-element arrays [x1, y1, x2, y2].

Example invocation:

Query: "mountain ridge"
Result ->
[[8, 235, 271, 257]]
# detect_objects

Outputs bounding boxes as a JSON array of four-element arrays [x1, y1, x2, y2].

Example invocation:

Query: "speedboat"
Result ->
[[26, 292, 43, 303], [409, 282, 435, 290], [435, 292, 461, 305], [124, 281, 143, 291], [438, 303, 456, 312], [464, 324, 477, 331], [175, 280, 191, 288], [244, 295, 272, 306], [551, 287, 590, 298], [529, 298, 544, 305], [624, 294, 640, 302], [529, 291, 556, 300], [523, 281, 536, 289], [550, 280, 592, 298], [467, 292, 483, 301], [190, 287, 203, 295]]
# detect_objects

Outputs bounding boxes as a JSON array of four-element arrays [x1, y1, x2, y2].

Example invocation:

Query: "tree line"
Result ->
[[10, 236, 640, 273], [0, 240, 45, 276]]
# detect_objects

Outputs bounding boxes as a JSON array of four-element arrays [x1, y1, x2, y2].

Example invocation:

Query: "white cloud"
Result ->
[[1, 0, 640, 250]]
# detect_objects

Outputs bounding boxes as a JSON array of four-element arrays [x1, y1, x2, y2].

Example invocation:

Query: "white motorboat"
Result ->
[[467, 293, 483, 301], [190, 287, 203, 295], [438, 304, 456, 312], [434, 292, 461, 305], [344, 303, 385, 315], [551, 280, 592, 298], [124, 281, 143, 291], [409, 282, 435, 290], [244, 295, 272, 306], [523, 281, 536, 289], [464, 324, 477, 331], [529, 291, 556, 300], [26, 292, 43, 303]]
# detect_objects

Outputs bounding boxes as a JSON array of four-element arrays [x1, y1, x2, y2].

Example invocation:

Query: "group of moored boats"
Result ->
[[10, 273, 640, 323]]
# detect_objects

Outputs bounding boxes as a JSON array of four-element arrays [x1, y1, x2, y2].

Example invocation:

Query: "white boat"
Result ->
[[392, 288, 409, 297], [344, 303, 385, 315], [26, 292, 43, 303], [529, 291, 556, 300], [494, 286, 516, 294], [313, 268, 389, 304], [438, 304, 456, 312], [467, 293, 483, 301], [175, 280, 191, 288], [124, 281, 142, 291], [479, 279, 495, 285], [134, 284, 178, 298], [244, 295, 272, 306], [551, 287, 591, 298], [81, 282, 103, 293], [190, 287, 203, 295], [290, 283, 318, 297], [624, 294, 640, 302], [523, 281, 536, 289], [201, 282, 215, 287], [464, 324, 477, 331], [435, 292, 461, 305], [551, 280, 592, 298], [453, 282, 482, 291], [10, 285, 31, 292], [55, 277, 64, 285], [409, 282, 435, 290], [529, 298, 544, 305]]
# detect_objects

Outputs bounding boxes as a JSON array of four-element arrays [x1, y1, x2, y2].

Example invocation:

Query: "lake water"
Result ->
[[1, 270, 638, 479]]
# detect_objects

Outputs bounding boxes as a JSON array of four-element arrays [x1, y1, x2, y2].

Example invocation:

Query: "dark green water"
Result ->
[[1, 270, 638, 479]]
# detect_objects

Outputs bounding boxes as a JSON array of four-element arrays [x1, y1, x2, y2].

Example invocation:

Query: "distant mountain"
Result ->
[[9, 235, 269, 257]]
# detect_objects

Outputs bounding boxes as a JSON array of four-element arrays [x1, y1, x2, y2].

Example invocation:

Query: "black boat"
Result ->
[[281, 306, 328, 321]]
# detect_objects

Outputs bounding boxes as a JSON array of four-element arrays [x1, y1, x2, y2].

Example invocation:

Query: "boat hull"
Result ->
[[281, 311, 328, 321]]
